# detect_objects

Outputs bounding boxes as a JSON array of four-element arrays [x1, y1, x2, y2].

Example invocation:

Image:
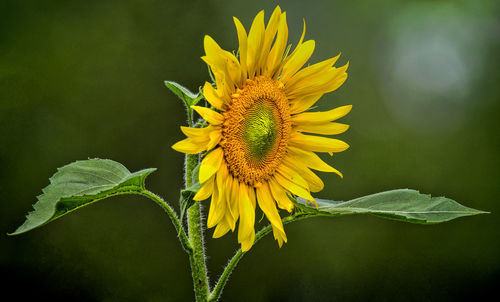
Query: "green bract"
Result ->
[[164, 80, 203, 127], [164, 80, 202, 108]]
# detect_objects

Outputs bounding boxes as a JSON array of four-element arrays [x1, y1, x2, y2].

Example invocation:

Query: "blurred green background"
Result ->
[[1, 0, 499, 301]]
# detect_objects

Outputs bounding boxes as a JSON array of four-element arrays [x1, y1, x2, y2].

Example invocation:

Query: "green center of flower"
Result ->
[[242, 104, 278, 162]]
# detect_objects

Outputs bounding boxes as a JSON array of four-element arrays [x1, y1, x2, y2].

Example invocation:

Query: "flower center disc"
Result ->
[[243, 105, 278, 161], [221, 76, 291, 186]]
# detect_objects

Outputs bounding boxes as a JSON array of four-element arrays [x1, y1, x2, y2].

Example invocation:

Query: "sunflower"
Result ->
[[172, 6, 350, 252]]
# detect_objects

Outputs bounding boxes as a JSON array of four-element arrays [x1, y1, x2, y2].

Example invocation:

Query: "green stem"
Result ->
[[186, 153, 210, 301], [187, 108, 194, 128], [208, 214, 313, 302], [138, 190, 192, 254]]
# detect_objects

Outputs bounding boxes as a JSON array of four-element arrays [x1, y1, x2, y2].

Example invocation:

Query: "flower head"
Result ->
[[173, 6, 350, 251]]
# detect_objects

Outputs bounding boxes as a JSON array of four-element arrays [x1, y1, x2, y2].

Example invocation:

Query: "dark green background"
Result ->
[[1, 0, 498, 301]]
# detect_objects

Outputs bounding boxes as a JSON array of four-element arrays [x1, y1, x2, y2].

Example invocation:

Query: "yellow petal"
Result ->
[[276, 164, 310, 192], [172, 137, 208, 154], [294, 122, 350, 135], [238, 183, 256, 247], [274, 172, 315, 201], [282, 155, 324, 192], [292, 105, 352, 125], [282, 18, 306, 64], [219, 167, 237, 230], [223, 52, 243, 88], [191, 105, 224, 125], [203, 35, 242, 88], [222, 171, 233, 224], [206, 128, 222, 150], [280, 40, 315, 83], [289, 94, 322, 114], [247, 10, 265, 77], [265, 6, 282, 44], [213, 193, 227, 227], [199, 147, 223, 184], [213, 220, 231, 238], [193, 174, 215, 201], [268, 177, 294, 212], [289, 132, 350, 153], [233, 17, 248, 79], [180, 125, 213, 138], [203, 82, 225, 110], [240, 231, 255, 252], [202, 36, 226, 79], [226, 177, 240, 230], [207, 184, 220, 228], [292, 19, 307, 55], [286, 54, 340, 90], [204, 35, 223, 61], [179, 125, 220, 152], [256, 183, 285, 234], [287, 63, 348, 98], [202, 54, 233, 89], [212, 69, 232, 102], [266, 12, 288, 78], [203, 36, 236, 69], [288, 146, 343, 177], [207, 164, 229, 227], [247, 185, 256, 208], [272, 224, 287, 247], [258, 6, 281, 71], [288, 64, 346, 92], [224, 174, 233, 214]]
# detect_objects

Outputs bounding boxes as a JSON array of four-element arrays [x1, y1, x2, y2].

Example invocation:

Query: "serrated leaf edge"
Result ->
[[294, 189, 488, 224], [9, 161, 156, 236]]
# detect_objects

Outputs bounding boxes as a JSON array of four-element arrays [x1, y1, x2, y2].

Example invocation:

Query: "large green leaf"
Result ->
[[296, 189, 487, 224], [10, 159, 156, 235]]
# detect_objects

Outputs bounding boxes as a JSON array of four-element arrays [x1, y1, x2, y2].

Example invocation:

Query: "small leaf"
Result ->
[[10, 159, 156, 235], [165, 80, 202, 108], [296, 189, 488, 224], [179, 189, 196, 226]]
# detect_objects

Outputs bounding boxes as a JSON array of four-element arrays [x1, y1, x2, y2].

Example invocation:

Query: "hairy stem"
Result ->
[[186, 153, 210, 301], [208, 214, 313, 302]]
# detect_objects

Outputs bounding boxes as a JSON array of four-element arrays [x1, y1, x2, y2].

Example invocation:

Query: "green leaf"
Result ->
[[164, 80, 202, 108], [10, 159, 156, 235], [296, 189, 488, 224]]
